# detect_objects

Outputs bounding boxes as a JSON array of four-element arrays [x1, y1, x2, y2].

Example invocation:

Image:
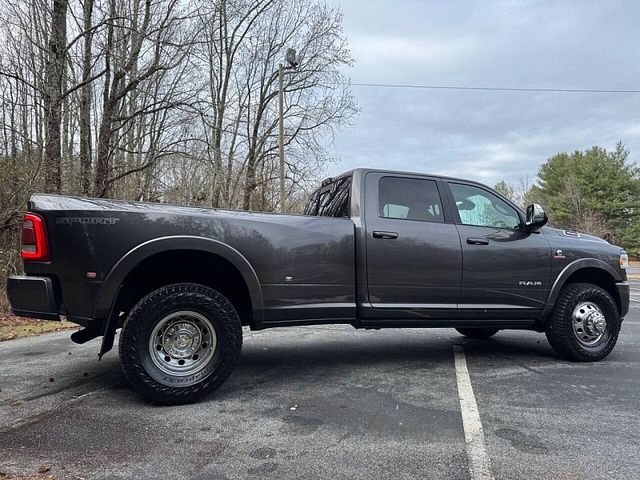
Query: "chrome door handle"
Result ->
[[373, 231, 399, 239], [467, 237, 489, 245]]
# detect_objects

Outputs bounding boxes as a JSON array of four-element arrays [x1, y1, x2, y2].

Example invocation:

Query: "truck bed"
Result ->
[[22, 195, 356, 328]]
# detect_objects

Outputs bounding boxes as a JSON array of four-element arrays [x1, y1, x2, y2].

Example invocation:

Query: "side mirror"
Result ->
[[525, 203, 548, 230]]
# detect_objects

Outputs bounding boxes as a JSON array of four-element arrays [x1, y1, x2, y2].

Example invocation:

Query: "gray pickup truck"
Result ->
[[7, 168, 630, 404]]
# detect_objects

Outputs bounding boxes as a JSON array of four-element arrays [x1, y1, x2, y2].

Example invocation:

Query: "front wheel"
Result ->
[[545, 282, 620, 362], [119, 283, 243, 404], [455, 327, 500, 339]]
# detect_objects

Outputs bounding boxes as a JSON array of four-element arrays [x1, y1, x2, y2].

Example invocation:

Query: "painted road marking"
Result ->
[[453, 345, 494, 480], [630, 286, 639, 303]]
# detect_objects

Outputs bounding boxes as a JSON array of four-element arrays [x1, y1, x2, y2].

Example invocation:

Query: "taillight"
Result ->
[[21, 213, 50, 262]]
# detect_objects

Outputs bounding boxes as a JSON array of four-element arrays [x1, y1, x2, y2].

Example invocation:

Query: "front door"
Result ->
[[446, 181, 551, 314], [364, 173, 462, 319]]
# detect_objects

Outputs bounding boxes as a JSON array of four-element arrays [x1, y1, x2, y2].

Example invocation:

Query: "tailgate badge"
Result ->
[[57, 217, 119, 225]]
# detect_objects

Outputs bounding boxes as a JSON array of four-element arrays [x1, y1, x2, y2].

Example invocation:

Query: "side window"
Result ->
[[449, 183, 520, 229], [312, 176, 351, 217], [378, 177, 444, 223], [303, 192, 319, 216]]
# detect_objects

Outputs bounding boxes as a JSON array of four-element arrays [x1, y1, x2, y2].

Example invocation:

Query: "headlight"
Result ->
[[620, 252, 629, 270]]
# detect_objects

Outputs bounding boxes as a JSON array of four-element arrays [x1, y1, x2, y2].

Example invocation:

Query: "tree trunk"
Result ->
[[43, 0, 68, 193], [94, 100, 114, 197], [93, 0, 115, 197], [243, 152, 257, 210], [79, 0, 94, 195]]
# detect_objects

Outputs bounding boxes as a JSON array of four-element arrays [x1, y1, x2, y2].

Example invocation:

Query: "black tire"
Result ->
[[545, 282, 620, 362], [119, 283, 243, 404], [455, 327, 500, 339]]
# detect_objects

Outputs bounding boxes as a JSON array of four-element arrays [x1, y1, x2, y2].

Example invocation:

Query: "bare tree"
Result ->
[[0, 0, 356, 309], [42, 0, 69, 192], [194, 0, 356, 211], [78, 0, 95, 194]]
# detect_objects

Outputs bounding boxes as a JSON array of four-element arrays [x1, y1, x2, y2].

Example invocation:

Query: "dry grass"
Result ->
[[0, 464, 58, 479], [0, 315, 77, 341]]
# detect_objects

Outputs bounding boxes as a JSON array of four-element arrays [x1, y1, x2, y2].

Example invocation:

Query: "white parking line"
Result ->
[[453, 345, 494, 480], [629, 285, 639, 303]]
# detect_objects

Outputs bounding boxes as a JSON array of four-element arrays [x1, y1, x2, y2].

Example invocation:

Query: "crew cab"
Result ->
[[7, 169, 630, 404]]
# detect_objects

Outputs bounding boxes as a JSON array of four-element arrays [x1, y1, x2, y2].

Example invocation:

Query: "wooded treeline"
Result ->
[[495, 143, 640, 257], [0, 0, 356, 300], [0, 0, 355, 218]]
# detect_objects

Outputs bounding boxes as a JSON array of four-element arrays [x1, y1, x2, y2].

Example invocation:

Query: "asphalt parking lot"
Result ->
[[1, 283, 639, 479]]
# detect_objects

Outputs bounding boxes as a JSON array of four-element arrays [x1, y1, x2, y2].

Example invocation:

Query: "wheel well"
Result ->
[[564, 267, 621, 313], [114, 250, 253, 327]]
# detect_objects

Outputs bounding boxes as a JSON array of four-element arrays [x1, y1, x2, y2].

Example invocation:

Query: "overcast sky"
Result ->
[[326, 0, 640, 187]]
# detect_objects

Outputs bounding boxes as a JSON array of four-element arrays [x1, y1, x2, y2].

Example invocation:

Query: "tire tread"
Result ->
[[118, 283, 242, 404], [545, 282, 619, 362]]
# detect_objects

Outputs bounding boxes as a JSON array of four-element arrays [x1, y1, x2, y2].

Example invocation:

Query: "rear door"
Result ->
[[364, 173, 462, 319], [445, 181, 551, 314]]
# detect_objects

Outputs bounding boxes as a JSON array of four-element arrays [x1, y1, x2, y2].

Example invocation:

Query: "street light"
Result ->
[[279, 48, 298, 213]]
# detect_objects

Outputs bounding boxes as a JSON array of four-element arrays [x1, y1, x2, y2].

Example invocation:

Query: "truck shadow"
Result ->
[[6, 331, 565, 405], [239, 331, 558, 367], [218, 330, 562, 397]]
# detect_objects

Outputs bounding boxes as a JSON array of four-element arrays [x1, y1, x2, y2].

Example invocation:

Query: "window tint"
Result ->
[[378, 177, 444, 222], [449, 183, 520, 229], [303, 192, 319, 215], [305, 176, 351, 217]]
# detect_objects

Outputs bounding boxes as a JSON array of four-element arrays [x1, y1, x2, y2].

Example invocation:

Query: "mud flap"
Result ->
[[99, 320, 118, 359], [98, 286, 121, 359]]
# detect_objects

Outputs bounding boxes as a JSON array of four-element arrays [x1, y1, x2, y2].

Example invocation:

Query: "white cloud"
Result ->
[[350, 34, 479, 67], [327, 0, 640, 187]]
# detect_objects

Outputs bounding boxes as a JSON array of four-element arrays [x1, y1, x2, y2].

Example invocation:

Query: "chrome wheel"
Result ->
[[148, 311, 217, 376], [572, 301, 607, 346]]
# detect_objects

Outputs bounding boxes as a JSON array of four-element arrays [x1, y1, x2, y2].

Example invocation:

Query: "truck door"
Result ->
[[363, 173, 463, 319], [445, 181, 551, 314]]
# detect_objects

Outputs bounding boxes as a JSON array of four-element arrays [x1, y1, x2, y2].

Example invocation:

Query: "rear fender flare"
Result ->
[[95, 236, 264, 357]]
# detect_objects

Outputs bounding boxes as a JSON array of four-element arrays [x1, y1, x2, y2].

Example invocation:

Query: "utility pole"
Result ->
[[278, 48, 299, 213], [278, 63, 285, 213]]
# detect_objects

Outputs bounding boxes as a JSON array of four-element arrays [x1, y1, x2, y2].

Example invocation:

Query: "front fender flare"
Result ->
[[95, 236, 264, 357], [541, 258, 622, 320]]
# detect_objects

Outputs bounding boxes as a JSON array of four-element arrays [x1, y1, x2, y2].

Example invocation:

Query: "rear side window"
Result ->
[[378, 177, 444, 223], [303, 192, 319, 215], [304, 176, 351, 217]]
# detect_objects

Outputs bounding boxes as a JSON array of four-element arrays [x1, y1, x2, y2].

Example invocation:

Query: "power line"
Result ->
[[349, 82, 640, 94]]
